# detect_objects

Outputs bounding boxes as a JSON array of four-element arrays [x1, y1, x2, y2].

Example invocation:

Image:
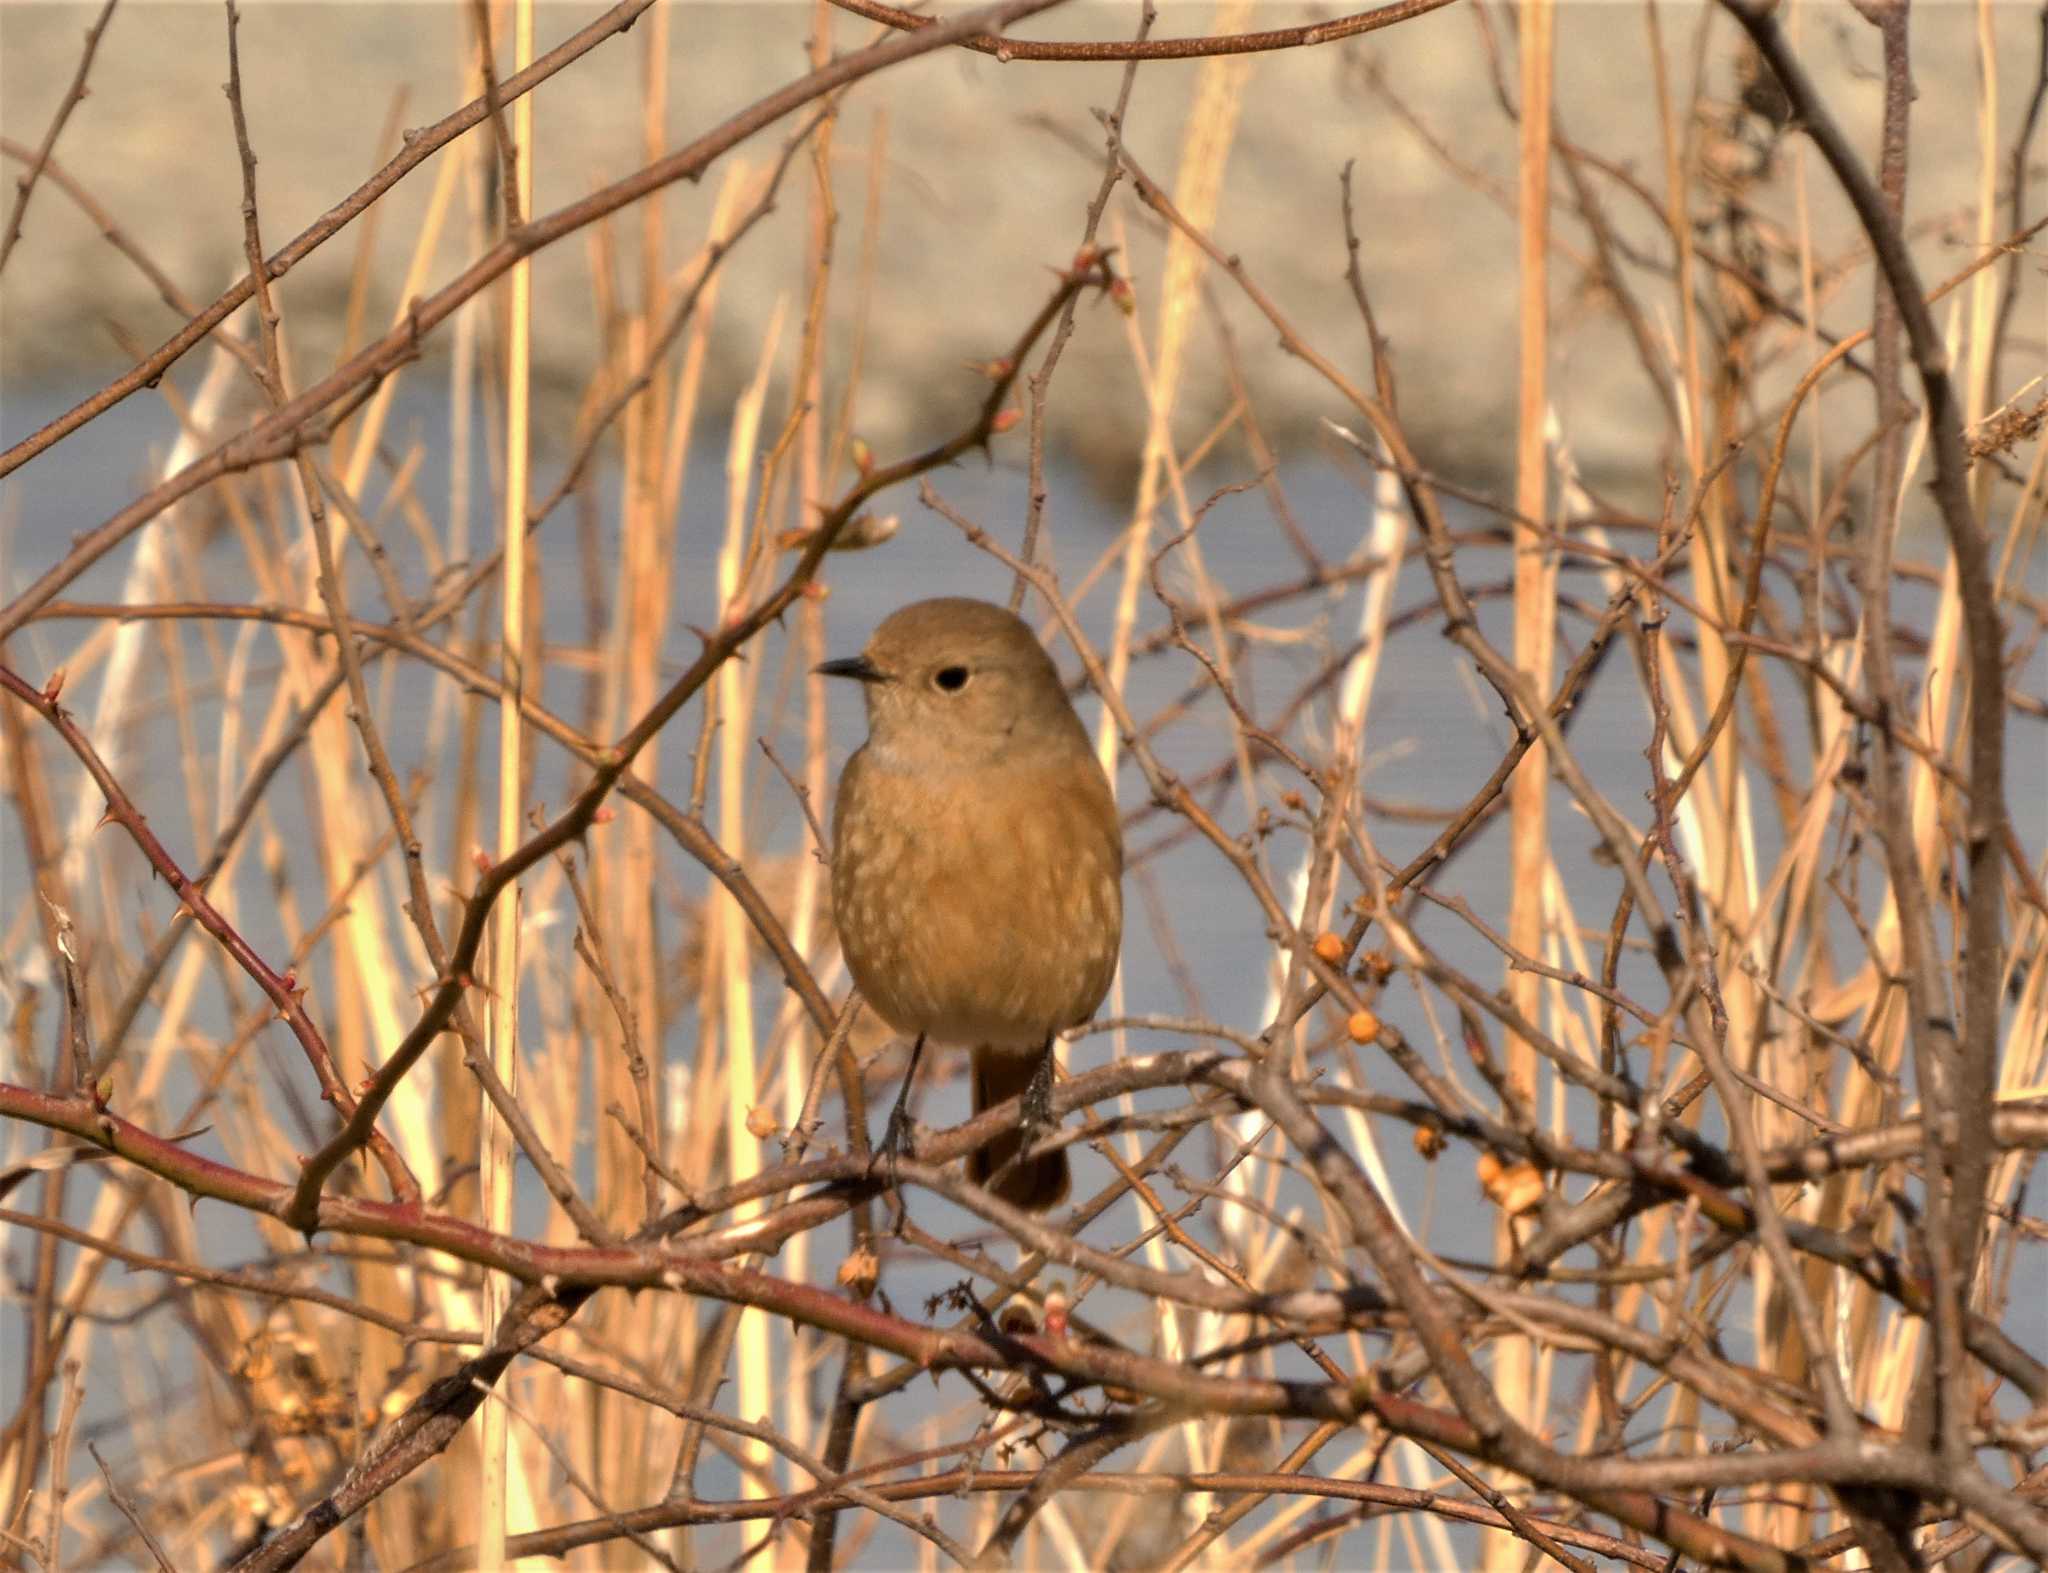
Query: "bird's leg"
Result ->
[[868, 1033, 927, 1180], [1019, 1035, 1057, 1145]]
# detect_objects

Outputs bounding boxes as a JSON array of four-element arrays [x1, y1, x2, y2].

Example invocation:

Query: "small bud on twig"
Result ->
[[1040, 1282, 1070, 1340], [838, 1245, 879, 1300]]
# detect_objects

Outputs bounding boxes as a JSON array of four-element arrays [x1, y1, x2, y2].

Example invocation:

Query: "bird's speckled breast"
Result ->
[[831, 746, 1122, 1047]]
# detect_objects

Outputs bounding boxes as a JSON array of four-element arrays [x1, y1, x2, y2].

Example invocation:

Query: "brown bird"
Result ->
[[821, 597, 1123, 1211]]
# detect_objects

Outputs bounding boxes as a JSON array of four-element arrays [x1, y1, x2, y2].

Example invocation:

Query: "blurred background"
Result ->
[[6, 1, 2045, 492]]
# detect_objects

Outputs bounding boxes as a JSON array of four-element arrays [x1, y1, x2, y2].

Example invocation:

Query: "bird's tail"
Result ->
[[970, 1044, 1070, 1211]]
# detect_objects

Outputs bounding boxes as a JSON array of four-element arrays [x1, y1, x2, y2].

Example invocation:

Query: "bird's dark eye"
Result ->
[[933, 665, 970, 692]]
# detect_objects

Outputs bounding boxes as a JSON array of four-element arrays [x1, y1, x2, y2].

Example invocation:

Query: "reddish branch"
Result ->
[[826, 0, 1456, 61], [0, 663, 420, 1206]]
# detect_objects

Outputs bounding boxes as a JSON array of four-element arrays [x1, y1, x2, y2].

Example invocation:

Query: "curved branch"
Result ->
[[826, 0, 1456, 61]]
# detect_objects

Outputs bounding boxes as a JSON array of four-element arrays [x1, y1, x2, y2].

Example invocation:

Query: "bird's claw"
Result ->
[[868, 1101, 917, 1181], [1019, 1043, 1058, 1146]]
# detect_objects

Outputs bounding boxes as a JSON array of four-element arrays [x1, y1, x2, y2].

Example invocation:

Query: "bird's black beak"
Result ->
[[815, 654, 887, 684]]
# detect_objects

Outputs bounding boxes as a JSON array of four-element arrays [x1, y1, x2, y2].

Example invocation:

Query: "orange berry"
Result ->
[[1495, 1162, 1545, 1216]]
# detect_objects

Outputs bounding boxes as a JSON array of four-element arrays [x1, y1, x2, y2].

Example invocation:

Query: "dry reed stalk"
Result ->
[[1836, 3, 2011, 1470], [316, 118, 480, 1499], [339, 134, 466, 499], [1097, 0, 1251, 778], [55, 344, 239, 908], [227, 200, 449, 1560], [601, 0, 674, 1261], [584, 16, 687, 1518], [480, 0, 538, 1559], [1788, 0, 1827, 642], [1491, 3, 1556, 1563], [334, 93, 413, 378], [4, 350, 249, 1535], [825, 107, 889, 491], [1094, 5, 1256, 1511], [438, 53, 489, 1121], [768, 60, 841, 1494], [718, 293, 789, 1505]]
